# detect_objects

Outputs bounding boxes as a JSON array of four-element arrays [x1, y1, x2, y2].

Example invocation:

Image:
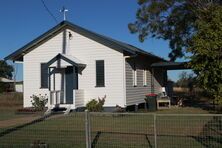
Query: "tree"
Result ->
[[129, 0, 222, 60], [175, 71, 195, 92], [188, 6, 222, 103], [0, 60, 13, 79], [129, 0, 222, 103]]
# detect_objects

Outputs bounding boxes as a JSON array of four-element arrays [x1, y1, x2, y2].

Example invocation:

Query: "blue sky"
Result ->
[[0, 0, 191, 81]]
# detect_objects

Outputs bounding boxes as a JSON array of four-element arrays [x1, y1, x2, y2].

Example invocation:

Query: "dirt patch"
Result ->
[[0, 115, 41, 128]]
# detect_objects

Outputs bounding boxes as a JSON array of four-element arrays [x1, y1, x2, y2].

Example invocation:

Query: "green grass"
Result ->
[[0, 109, 23, 121], [0, 92, 221, 147], [0, 113, 221, 148]]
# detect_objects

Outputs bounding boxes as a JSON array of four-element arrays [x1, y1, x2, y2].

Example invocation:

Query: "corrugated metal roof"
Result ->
[[0, 77, 14, 83]]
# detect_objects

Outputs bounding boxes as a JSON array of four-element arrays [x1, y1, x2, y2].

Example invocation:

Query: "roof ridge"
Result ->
[[5, 21, 165, 61]]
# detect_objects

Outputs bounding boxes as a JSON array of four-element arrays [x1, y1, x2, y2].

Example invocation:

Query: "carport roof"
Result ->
[[151, 61, 190, 70]]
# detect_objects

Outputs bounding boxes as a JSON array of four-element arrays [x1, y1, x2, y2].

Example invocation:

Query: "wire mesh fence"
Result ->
[[0, 113, 86, 148], [0, 112, 221, 148], [90, 112, 155, 148], [156, 114, 222, 148]]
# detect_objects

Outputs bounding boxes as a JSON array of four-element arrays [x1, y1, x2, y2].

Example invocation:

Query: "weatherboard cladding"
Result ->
[[125, 58, 165, 106], [68, 29, 125, 106], [23, 28, 126, 107], [6, 20, 167, 108], [5, 21, 164, 62], [125, 58, 151, 105]]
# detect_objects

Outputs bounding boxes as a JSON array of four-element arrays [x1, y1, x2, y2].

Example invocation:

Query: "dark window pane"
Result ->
[[41, 63, 48, 88], [96, 60, 105, 87]]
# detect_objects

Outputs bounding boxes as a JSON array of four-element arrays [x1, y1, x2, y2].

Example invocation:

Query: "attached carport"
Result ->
[[150, 61, 190, 94]]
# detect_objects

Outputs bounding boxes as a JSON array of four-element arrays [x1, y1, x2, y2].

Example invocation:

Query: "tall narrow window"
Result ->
[[40, 63, 48, 88], [132, 64, 137, 86], [96, 60, 105, 87], [143, 69, 147, 86]]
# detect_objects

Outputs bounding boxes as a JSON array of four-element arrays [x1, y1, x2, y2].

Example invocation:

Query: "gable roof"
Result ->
[[46, 53, 86, 68], [5, 21, 166, 62]]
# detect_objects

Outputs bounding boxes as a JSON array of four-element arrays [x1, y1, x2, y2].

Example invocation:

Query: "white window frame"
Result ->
[[132, 68, 137, 86], [143, 69, 147, 86], [95, 60, 105, 87]]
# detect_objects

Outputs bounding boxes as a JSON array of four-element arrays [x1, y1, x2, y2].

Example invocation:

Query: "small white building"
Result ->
[[15, 81, 23, 92], [5, 21, 167, 111], [0, 77, 23, 92]]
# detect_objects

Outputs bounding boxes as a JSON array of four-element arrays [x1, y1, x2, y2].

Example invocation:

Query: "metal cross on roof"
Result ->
[[60, 6, 68, 21]]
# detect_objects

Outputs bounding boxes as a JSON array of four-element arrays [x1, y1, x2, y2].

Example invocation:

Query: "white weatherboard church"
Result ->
[[5, 21, 167, 111]]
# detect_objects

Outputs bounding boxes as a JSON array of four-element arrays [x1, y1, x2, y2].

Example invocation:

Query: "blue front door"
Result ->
[[65, 66, 78, 104]]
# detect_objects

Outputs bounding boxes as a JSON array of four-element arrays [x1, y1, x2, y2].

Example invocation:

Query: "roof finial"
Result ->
[[60, 6, 68, 21]]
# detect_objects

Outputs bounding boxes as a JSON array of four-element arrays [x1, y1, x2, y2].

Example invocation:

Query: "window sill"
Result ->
[[95, 85, 105, 88], [40, 87, 48, 89]]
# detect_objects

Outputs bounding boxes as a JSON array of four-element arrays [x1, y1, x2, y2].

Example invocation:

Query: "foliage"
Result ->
[[115, 105, 125, 112], [30, 94, 48, 111], [0, 60, 14, 92], [129, 1, 222, 103], [0, 60, 13, 79], [129, 0, 222, 60], [175, 71, 196, 89], [86, 95, 106, 112], [187, 5, 222, 104]]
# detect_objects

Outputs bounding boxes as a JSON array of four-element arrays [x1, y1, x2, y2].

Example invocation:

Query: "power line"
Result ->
[[40, 0, 58, 23]]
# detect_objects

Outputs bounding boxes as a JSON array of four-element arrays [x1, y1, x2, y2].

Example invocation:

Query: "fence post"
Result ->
[[85, 110, 91, 148], [154, 113, 157, 148]]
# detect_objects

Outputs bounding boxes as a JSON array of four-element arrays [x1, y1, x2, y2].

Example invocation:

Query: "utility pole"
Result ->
[[60, 7, 68, 21]]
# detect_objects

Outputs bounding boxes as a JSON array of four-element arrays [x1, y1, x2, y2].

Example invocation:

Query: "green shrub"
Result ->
[[30, 94, 48, 111], [86, 95, 106, 112]]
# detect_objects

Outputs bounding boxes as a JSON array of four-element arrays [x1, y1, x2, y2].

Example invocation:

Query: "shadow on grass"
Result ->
[[91, 131, 153, 148], [91, 130, 222, 148], [192, 116, 222, 147], [0, 115, 49, 138], [92, 131, 102, 148]]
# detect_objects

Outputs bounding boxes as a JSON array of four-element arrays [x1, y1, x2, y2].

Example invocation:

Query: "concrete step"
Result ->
[[64, 106, 71, 115]]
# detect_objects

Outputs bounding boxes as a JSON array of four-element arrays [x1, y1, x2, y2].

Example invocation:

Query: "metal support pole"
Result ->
[[85, 110, 91, 148], [154, 114, 157, 148], [151, 68, 154, 94]]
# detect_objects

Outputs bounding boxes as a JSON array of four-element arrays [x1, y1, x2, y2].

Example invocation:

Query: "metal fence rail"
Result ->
[[0, 112, 221, 148], [87, 112, 222, 148], [0, 113, 86, 148]]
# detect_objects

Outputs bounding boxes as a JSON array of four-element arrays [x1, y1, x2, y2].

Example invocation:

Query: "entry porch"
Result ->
[[45, 53, 86, 110]]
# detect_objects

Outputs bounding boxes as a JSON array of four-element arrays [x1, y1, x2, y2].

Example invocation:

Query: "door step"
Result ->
[[64, 106, 72, 115], [45, 105, 72, 115], [44, 106, 54, 116]]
